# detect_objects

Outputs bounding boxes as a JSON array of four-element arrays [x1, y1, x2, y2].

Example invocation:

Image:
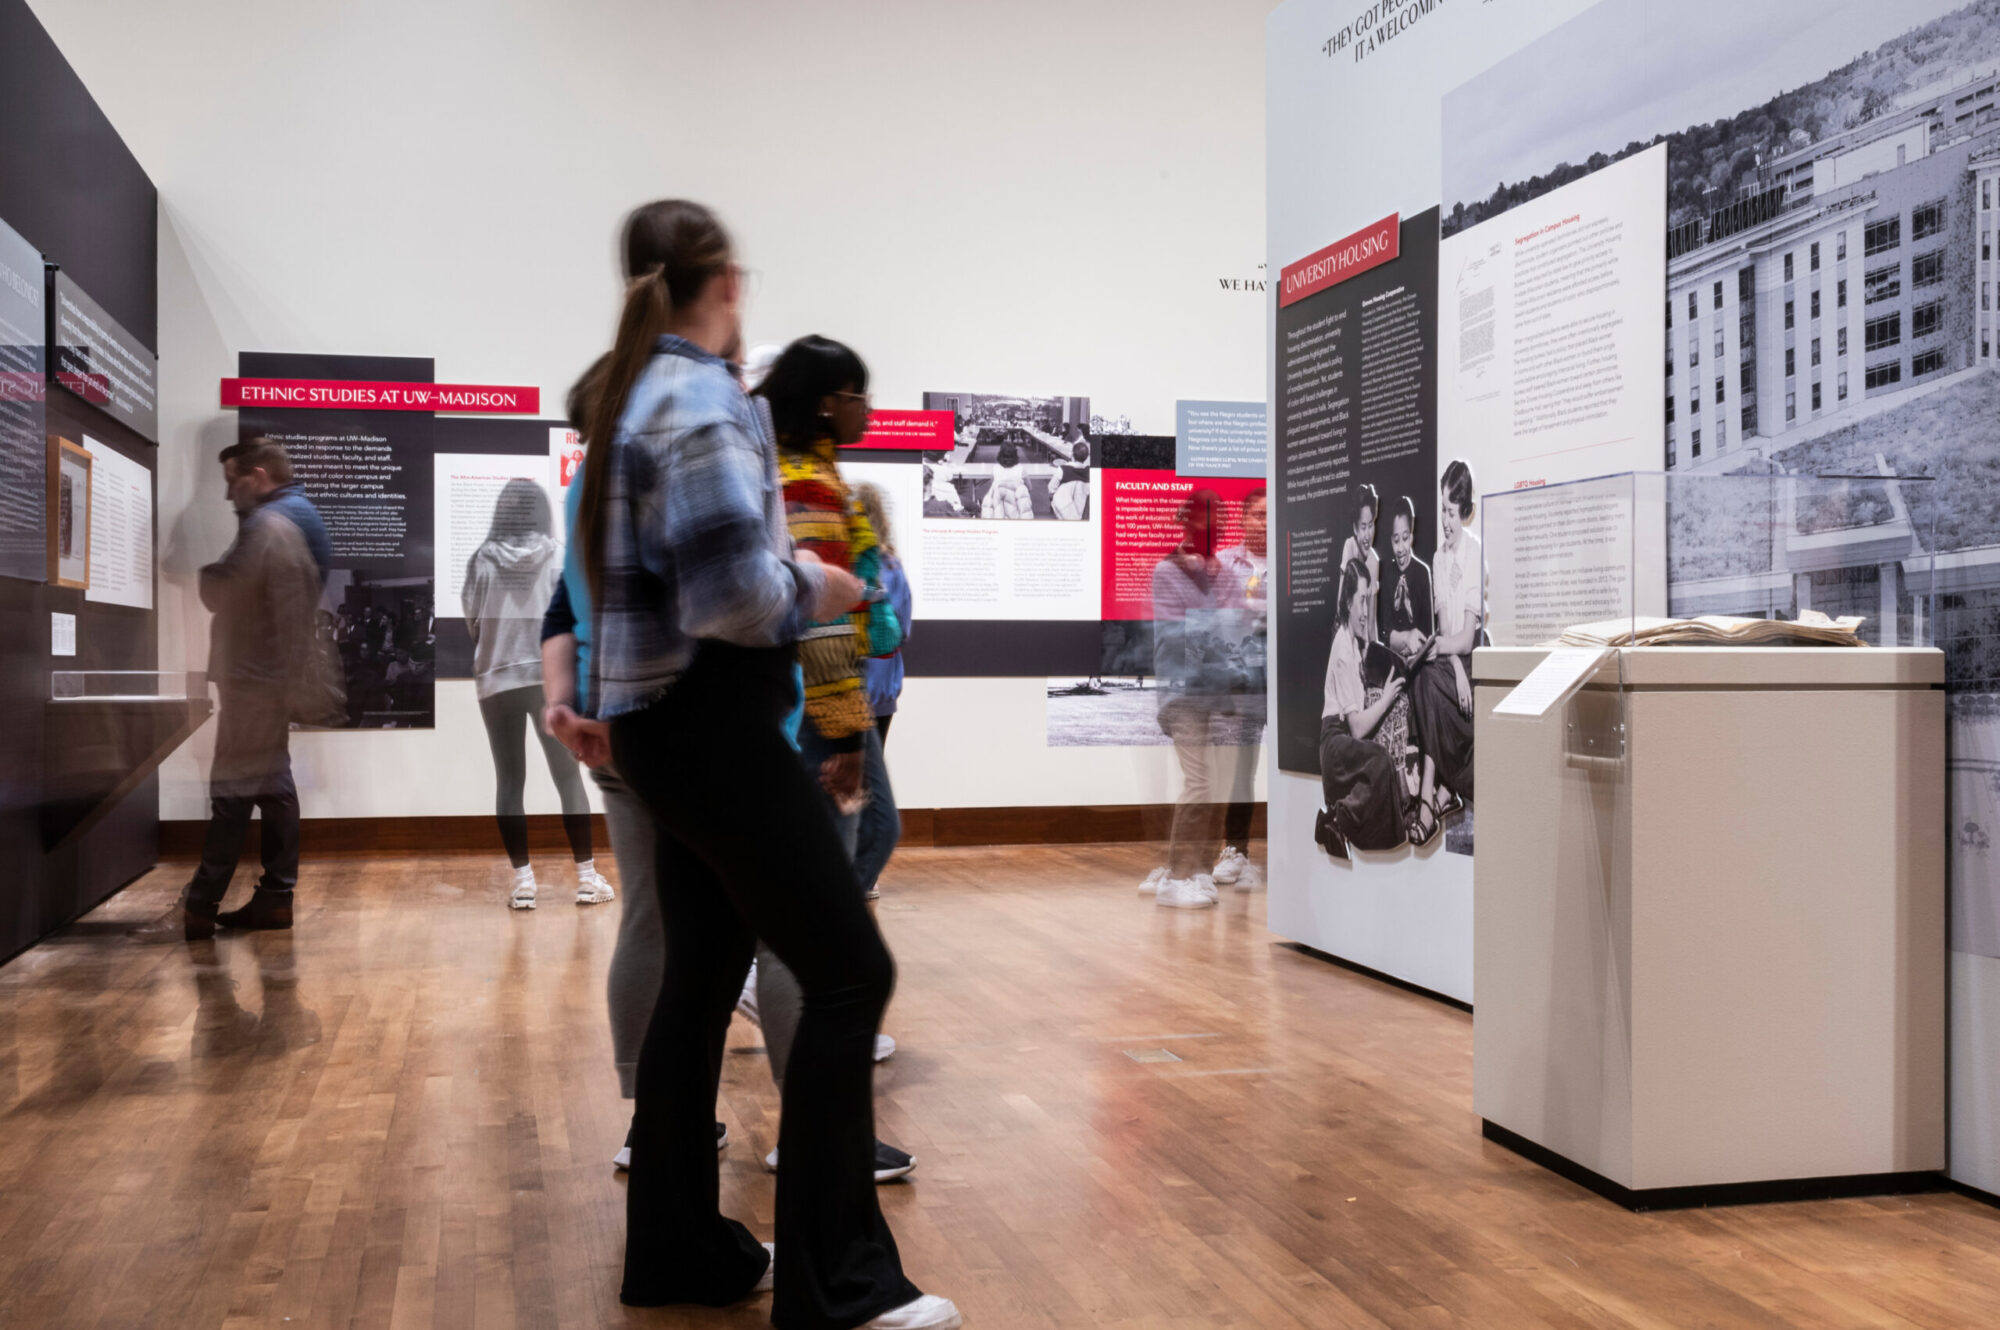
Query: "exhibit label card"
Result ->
[[83, 437, 153, 609], [52, 273, 158, 444], [51, 611, 75, 657], [1175, 400, 1267, 478], [0, 213, 45, 582], [1492, 645, 1608, 717]]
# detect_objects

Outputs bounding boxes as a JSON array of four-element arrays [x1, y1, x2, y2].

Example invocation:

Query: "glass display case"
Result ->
[[43, 671, 210, 851], [1479, 469, 1937, 650]]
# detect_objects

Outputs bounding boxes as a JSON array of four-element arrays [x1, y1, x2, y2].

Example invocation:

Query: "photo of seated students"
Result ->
[[1314, 552, 1413, 861], [1339, 484, 1381, 644], [1385, 495, 1433, 665], [1406, 459, 1481, 844], [1385, 493, 1447, 846]]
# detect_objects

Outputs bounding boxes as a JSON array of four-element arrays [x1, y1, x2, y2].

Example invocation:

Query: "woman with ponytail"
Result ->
[[573, 201, 959, 1330]]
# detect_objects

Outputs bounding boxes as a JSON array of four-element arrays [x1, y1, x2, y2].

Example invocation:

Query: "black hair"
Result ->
[[1353, 481, 1379, 526], [1335, 554, 1371, 629], [997, 441, 1020, 469], [1072, 440, 1090, 465], [754, 334, 869, 453], [1392, 494, 1417, 533], [1441, 459, 1475, 520]]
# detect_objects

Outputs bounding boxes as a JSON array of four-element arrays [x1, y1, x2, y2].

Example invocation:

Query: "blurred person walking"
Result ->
[[1210, 487, 1268, 890], [178, 439, 330, 940], [461, 476, 609, 909], [574, 202, 957, 1329], [755, 336, 915, 1172], [1138, 489, 1240, 910]]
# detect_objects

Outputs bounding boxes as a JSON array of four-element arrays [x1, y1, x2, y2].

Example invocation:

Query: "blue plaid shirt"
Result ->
[[586, 336, 823, 718]]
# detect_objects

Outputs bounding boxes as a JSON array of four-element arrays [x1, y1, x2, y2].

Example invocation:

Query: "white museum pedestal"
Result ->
[[1471, 646, 1946, 1205]]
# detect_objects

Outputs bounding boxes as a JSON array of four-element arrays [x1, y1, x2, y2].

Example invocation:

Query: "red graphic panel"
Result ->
[[1101, 470, 1267, 620]]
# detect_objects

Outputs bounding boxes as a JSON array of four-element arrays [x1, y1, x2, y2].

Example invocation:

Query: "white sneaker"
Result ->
[[509, 866, 537, 910], [612, 1144, 631, 1170], [574, 861, 616, 904], [862, 1294, 963, 1329], [764, 1147, 780, 1172], [755, 1241, 776, 1294], [1137, 866, 1169, 896], [1155, 874, 1218, 910], [874, 1033, 897, 1063], [736, 961, 761, 1027], [1211, 847, 1245, 885]]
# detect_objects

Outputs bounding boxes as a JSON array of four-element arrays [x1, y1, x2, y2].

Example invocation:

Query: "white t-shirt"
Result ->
[[1339, 536, 1380, 638], [1433, 527, 1484, 644], [1322, 624, 1366, 720]]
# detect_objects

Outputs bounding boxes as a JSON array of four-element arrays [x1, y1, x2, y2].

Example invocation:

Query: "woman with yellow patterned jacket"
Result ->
[[748, 335, 920, 1190], [756, 335, 886, 804]]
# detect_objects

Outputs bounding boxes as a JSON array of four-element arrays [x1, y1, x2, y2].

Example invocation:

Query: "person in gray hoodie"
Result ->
[[461, 477, 608, 908]]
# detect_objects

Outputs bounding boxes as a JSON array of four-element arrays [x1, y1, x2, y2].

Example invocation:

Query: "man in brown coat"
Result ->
[[181, 438, 330, 940]]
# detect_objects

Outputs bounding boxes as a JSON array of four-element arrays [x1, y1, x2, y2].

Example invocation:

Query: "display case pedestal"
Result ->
[[1472, 646, 1946, 1206]]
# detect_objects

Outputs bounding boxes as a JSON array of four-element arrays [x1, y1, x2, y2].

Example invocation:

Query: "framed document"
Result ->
[[48, 436, 92, 589]]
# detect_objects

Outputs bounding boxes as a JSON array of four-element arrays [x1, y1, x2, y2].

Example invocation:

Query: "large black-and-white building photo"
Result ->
[[919, 391, 1093, 520]]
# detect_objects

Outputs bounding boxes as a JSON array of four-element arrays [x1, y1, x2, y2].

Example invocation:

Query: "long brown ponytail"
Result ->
[[572, 199, 734, 600]]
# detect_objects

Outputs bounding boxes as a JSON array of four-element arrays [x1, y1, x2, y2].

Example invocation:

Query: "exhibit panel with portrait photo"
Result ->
[[48, 437, 91, 589], [909, 389, 1102, 622], [1272, 207, 1480, 861], [239, 352, 438, 729]]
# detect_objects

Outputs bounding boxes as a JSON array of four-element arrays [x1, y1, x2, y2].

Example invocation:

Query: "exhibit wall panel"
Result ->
[[25, 0, 1272, 819], [1269, 0, 2000, 1183], [1264, 0, 1602, 1005]]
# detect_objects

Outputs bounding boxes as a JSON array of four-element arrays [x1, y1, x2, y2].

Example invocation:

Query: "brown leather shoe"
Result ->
[[215, 894, 293, 931], [184, 907, 219, 941]]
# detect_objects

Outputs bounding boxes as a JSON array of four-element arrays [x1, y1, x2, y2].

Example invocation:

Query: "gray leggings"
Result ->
[[478, 683, 592, 868], [597, 766, 663, 1099]]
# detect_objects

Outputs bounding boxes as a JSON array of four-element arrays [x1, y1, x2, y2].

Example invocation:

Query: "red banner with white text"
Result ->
[[221, 377, 540, 414]]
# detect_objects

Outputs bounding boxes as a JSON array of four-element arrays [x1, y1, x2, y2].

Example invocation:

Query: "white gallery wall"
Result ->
[[27, 0, 1270, 821]]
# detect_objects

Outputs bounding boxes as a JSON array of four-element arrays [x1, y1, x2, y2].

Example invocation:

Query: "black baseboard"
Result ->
[[1277, 942, 1473, 1014], [1949, 1177, 2000, 1210], [1481, 1119, 1946, 1211]]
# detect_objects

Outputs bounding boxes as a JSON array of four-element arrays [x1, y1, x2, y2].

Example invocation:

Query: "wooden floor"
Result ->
[[3, 844, 1999, 1329]]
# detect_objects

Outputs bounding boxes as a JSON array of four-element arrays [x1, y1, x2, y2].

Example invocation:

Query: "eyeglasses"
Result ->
[[831, 391, 872, 406]]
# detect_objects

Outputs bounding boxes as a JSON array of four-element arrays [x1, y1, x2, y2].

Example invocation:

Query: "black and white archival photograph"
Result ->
[[920, 391, 1092, 520], [1045, 676, 1171, 747], [1046, 676, 1265, 748]]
